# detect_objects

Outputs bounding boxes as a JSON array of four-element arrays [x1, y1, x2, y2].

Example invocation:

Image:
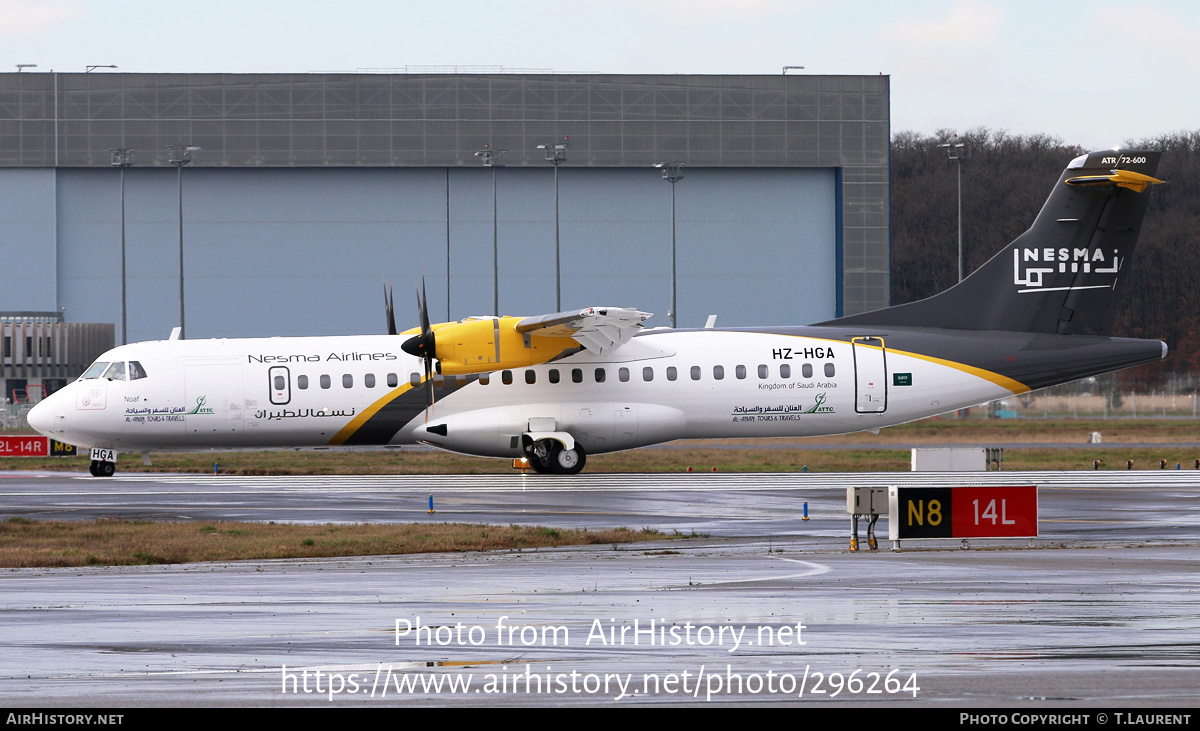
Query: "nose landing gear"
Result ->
[[88, 460, 116, 477], [87, 448, 117, 477]]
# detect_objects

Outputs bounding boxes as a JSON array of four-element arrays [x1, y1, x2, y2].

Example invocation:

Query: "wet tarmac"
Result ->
[[1, 470, 1197, 706]]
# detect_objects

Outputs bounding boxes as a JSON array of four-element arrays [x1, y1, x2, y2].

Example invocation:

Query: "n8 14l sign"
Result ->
[[887, 486, 1038, 540]]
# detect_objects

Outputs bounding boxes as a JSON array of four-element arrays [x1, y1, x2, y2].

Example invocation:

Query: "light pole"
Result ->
[[110, 148, 134, 344], [655, 162, 685, 328], [938, 138, 970, 282], [475, 145, 507, 317], [167, 144, 200, 339], [537, 138, 568, 311]]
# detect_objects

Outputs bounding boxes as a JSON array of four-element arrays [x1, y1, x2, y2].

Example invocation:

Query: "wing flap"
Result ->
[[515, 307, 651, 355]]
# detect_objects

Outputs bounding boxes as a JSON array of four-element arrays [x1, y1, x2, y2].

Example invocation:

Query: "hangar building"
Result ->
[[0, 72, 890, 346]]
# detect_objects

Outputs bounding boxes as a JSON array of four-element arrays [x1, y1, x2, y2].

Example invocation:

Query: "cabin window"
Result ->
[[735, 365, 746, 379], [594, 368, 606, 383], [619, 367, 630, 382], [320, 375, 331, 389], [502, 370, 513, 385], [434, 375, 445, 386], [643, 366, 654, 382], [342, 374, 353, 388], [525, 370, 536, 384], [691, 365, 701, 380], [297, 375, 309, 389], [780, 364, 791, 379], [802, 363, 813, 378], [713, 365, 724, 380], [102, 362, 127, 381], [274, 375, 286, 391], [387, 373, 398, 387], [405, 373, 417, 387], [479, 374, 490, 385], [128, 361, 148, 380], [666, 366, 677, 381], [572, 368, 583, 383], [548, 369, 560, 384], [758, 364, 768, 379], [365, 373, 375, 388], [825, 363, 836, 377]]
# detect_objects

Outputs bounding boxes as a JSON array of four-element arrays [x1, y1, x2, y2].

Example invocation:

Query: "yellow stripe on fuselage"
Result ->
[[888, 347, 1030, 394], [793, 335, 1031, 395], [327, 382, 417, 446]]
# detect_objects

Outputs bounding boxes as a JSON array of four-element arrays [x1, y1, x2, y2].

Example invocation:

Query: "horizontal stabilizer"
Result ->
[[1066, 169, 1164, 193]]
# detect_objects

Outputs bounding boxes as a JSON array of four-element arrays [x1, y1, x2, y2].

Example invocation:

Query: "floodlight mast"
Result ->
[[537, 139, 569, 311], [655, 163, 686, 328], [167, 145, 201, 339], [476, 145, 507, 317], [938, 138, 970, 282], [109, 148, 135, 344]]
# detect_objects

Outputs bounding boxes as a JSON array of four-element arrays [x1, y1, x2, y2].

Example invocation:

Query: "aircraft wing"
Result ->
[[515, 307, 651, 355]]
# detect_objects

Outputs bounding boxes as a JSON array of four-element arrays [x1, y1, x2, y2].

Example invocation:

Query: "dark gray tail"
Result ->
[[822, 150, 1163, 335]]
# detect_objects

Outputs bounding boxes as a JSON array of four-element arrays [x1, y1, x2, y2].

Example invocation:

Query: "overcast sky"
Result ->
[[3, 0, 1196, 150]]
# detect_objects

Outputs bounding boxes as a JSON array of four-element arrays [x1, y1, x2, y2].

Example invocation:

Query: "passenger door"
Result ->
[[852, 337, 887, 413]]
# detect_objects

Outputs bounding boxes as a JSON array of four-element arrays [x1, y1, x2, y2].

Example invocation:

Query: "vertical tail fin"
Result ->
[[823, 150, 1163, 335]]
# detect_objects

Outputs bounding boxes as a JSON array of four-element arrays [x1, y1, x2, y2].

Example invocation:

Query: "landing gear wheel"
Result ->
[[521, 436, 585, 475], [522, 437, 552, 474], [89, 460, 116, 478], [550, 443, 586, 475]]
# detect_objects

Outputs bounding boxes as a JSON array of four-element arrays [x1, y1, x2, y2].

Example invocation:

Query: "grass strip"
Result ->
[[0, 518, 675, 568]]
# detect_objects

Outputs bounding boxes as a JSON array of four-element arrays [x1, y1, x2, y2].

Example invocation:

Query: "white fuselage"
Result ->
[[29, 328, 1015, 457]]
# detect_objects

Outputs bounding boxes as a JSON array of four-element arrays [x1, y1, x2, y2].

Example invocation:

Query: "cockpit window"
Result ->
[[80, 362, 110, 379], [102, 362, 127, 380], [128, 361, 148, 380]]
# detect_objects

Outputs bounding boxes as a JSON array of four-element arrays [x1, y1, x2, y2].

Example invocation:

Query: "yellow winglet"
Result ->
[[1066, 169, 1165, 193]]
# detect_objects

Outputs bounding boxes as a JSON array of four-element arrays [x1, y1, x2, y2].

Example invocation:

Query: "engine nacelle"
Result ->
[[410, 402, 687, 457], [431, 317, 580, 376]]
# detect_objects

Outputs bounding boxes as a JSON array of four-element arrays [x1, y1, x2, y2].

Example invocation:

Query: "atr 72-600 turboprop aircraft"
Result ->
[[29, 150, 1168, 476]]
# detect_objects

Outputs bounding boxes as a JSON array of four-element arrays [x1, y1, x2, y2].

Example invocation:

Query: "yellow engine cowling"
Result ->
[[429, 317, 581, 376]]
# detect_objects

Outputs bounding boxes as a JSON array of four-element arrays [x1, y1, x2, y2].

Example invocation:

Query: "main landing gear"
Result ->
[[522, 436, 587, 475], [88, 460, 116, 477]]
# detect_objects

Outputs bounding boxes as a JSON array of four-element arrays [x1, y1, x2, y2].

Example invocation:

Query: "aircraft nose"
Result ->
[[26, 397, 54, 436]]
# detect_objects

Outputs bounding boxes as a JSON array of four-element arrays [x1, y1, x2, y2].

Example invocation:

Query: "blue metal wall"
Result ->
[[11, 166, 835, 342], [0, 169, 57, 312]]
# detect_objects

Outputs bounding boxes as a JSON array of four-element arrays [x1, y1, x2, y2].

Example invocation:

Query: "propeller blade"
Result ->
[[419, 277, 431, 336], [419, 277, 435, 413], [383, 280, 397, 336], [397, 277, 439, 415], [425, 363, 436, 419]]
